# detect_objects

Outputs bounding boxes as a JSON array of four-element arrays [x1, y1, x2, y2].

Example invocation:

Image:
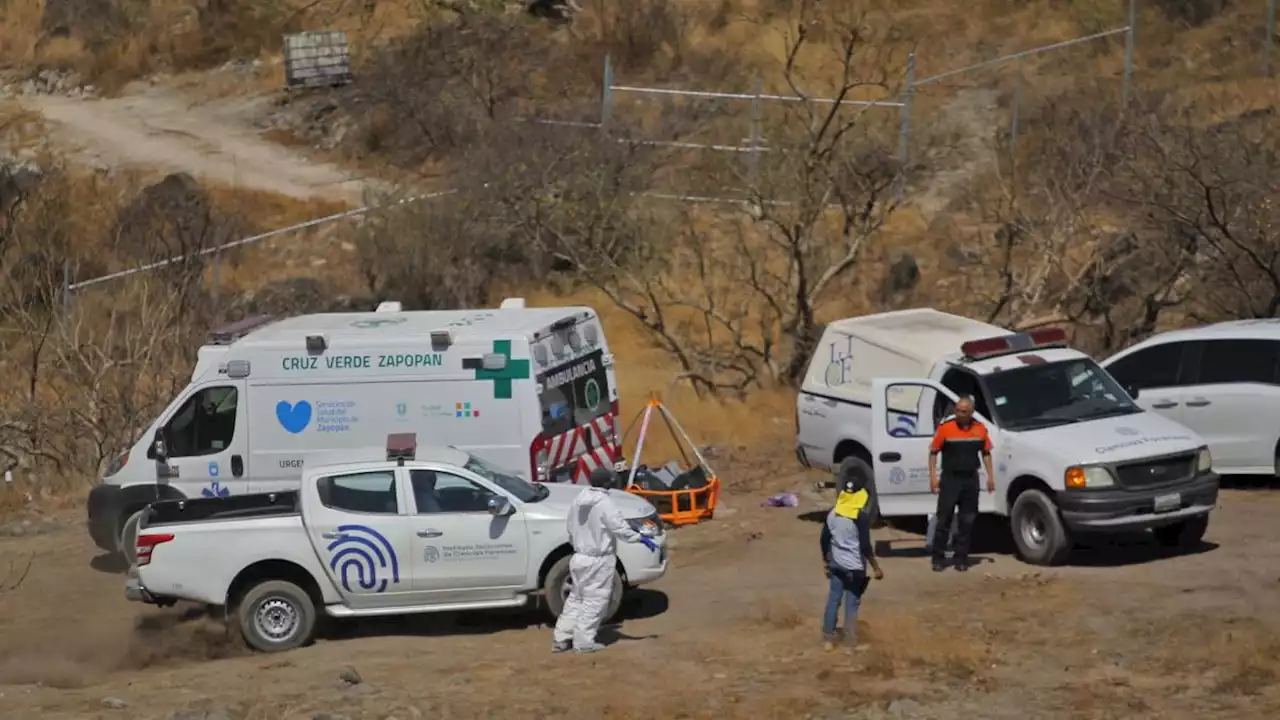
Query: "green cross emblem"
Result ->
[[474, 340, 531, 399]]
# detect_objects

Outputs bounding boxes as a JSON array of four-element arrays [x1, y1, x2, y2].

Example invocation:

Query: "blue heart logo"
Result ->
[[276, 400, 312, 434]]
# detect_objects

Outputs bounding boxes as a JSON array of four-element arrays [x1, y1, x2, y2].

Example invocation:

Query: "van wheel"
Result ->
[[1153, 516, 1208, 549], [836, 456, 880, 525], [543, 555, 624, 622], [236, 580, 317, 653], [1010, 490, 1072, 566], [118, 509, 145, 566]]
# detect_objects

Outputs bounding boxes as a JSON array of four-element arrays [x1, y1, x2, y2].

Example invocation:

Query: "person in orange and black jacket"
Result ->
[[927, 395, 995, 573]]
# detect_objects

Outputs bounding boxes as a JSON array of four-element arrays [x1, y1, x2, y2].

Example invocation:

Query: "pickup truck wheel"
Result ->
[[836, 456, 880, 525], [1010, 490, 1072, 566], [543, 556, 625, 622], [236, 580, 317, 653], [1153, 515, 1208, 549], [118, 509, 145, 566]]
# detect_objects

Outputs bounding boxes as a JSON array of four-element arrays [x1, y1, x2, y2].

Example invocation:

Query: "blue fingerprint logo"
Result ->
[[326, 524, 401, 593]]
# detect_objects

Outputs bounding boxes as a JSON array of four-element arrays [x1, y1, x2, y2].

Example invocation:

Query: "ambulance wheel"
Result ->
[[118, 509, 145, 566], [835, 456, 880, 525], [1010, 489, 1072, 566], [236, 580, 317, 653], [543, 555, 624, 622]]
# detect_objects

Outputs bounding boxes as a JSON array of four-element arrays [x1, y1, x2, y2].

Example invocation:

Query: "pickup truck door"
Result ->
[[871, 378, 998, 517], [305, 467, 418, 609], [406, 466, 529, 605]]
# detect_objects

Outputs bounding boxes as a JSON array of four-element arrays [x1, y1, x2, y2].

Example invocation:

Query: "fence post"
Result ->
[[1010, 59, 1023, 180], [1267, 0, 1277, 77], [895, 52, 916, 203], [61, 260, 71, 321], [210, 246, 221, 318], [1122, 0, 1136, 107], [600, 55, 613, 130], [748, 77, 764, 189]]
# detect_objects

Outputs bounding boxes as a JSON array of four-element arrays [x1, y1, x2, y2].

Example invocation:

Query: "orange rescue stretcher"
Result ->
[[618, 397, 720, 527]]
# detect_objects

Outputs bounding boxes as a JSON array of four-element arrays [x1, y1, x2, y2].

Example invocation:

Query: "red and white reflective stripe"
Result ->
[[546, 429, 576, 468], [587, 415, 614, 446], [572, 446, 617, 484], [547, 414, 621, 478]]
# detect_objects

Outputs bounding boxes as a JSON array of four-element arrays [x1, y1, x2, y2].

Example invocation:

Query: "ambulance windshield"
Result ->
[[539, 348, 611, 435]]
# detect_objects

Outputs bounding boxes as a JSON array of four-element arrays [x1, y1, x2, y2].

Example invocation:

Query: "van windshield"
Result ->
[[983, 358, 1141, 432], [538, 348, 611, 435], [465, 455, 548, 503]]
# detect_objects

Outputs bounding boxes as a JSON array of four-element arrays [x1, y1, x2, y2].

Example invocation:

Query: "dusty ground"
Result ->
[[17, 84, 374, 204], [1, 465, 1278, 720]]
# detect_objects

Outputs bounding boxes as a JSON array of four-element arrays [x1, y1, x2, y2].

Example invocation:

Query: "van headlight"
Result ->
[[1197, 447, 1212, 473], [1065, 465, 1115, 489]]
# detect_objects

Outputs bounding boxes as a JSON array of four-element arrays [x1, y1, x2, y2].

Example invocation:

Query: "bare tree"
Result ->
[[42, 280, 193, 477], [481, 1, 908, 393], [1110, 103, 1280, 323], [949, 96, 1203, 356]]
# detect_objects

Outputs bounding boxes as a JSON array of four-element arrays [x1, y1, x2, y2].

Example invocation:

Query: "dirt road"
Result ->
[[21, 86, 371, 204], [1, 466, 1278, 720]]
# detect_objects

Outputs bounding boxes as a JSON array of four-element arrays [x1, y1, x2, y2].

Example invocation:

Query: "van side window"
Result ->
[[1107, 343, 1183, 390], [164, 386, 238, 458], [317, 471, 398, 514], [1189, 339, 1280, 385], [410, 470, 495, 514]]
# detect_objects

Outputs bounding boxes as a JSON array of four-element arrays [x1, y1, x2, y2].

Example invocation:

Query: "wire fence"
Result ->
[[63, 0, 1275, 315]]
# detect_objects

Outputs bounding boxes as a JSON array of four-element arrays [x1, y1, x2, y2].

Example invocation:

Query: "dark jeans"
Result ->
[[933, 472, 979, 562], [822, 567, 869, 640]]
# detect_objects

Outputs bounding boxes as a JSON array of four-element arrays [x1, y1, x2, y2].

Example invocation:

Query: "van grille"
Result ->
[[1114, 454, 1196, 488]]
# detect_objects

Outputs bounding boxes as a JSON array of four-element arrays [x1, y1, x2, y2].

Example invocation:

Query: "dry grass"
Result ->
[[522, 284, 798, 466]]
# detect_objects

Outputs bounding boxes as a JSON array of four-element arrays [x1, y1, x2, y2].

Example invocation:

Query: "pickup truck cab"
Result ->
[[126, 434, 667, 653], [797, 309, 1219, 566]]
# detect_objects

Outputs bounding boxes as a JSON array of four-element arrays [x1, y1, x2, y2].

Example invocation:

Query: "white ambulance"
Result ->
[[88, 299, 622, 563], [796, 309, 1220, 566]]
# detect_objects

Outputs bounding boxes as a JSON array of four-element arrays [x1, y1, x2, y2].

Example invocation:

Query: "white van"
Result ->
[[88, 299, 622, 562], [1101, 319, 1280, 477], [796, 308, 1220, 566]]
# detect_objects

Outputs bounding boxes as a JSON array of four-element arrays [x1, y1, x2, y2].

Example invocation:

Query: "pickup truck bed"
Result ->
[[142, 491, 299, 528]]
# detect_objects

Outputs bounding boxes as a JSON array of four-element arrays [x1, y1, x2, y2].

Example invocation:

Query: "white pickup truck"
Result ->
[[797, 309, 1220, 566], [126, 437, 668, 652]]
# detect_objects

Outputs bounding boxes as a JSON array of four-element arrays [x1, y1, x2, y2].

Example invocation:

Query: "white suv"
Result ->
[[1101, 320, 1280, 477]]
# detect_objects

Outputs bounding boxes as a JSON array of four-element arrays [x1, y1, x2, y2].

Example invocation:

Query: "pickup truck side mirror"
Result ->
[[487, 496, 514, 516], [1124, 384, 1141, 400]]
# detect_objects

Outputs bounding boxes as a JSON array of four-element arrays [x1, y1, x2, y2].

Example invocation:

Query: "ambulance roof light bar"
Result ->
[[960, 327, 1068, 362], [387, 433, 417, 465]]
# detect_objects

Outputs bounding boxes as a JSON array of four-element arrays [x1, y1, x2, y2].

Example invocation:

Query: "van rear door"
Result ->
[[797, 328, 858, 471], [529, 312, 619, 483]]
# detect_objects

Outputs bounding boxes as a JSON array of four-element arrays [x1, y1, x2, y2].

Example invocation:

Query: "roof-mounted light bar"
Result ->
[[387, 433, 417, 465], [207, 314, 277, 346], [960, 327, 1068, 362]]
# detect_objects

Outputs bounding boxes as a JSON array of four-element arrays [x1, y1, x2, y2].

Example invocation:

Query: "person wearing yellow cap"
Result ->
[[819, 468, 884, 650]]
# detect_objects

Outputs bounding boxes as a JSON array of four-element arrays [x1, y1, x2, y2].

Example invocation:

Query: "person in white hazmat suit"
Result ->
[[552, 466, 660, 654]]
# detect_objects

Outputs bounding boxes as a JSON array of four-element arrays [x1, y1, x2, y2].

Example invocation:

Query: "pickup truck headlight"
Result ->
[[1065, 465, 1115, 489], [629, 513, 664, 537], [1197, 447, 1212, 473]]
